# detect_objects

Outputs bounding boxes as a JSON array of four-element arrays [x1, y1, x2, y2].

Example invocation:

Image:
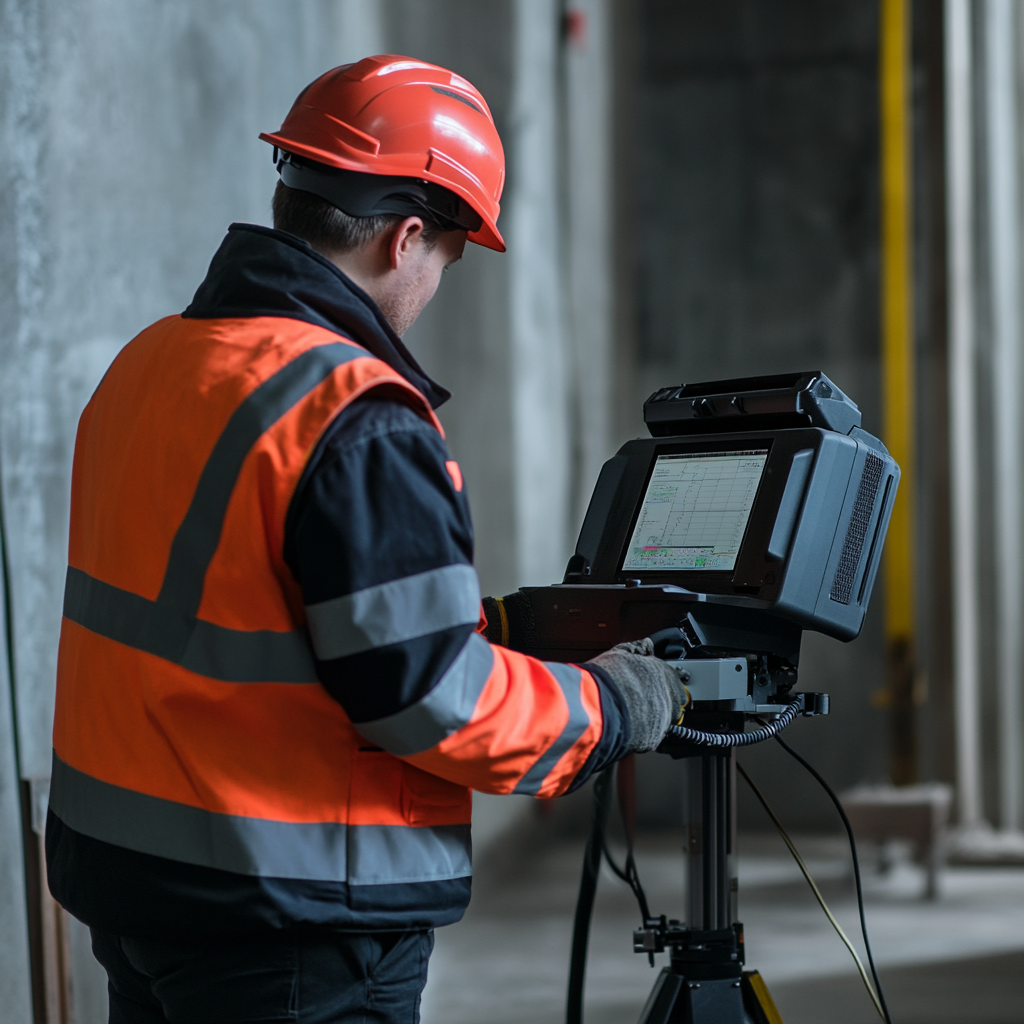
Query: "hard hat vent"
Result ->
[[430, 86, 484, 114]]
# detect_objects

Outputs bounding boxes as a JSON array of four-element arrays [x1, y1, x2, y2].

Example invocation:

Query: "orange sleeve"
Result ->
[[403, 644, 604, 798]]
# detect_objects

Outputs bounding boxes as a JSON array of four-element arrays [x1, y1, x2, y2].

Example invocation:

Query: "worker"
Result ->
[[46, 56, 685, 1024]]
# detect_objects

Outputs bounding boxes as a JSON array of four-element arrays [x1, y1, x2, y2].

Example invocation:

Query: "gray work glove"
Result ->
[[587, 637, 688, 753]]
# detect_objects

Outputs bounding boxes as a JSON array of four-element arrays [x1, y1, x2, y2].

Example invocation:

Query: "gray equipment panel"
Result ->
[[667, 658, 748, 701]]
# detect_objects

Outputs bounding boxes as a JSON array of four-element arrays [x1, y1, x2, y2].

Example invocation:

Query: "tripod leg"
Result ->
[[637, 973, 759, 1024], [741, 971, 784, 1024], [636, 968, 684, 1024], [689, 979, 748, 1022]]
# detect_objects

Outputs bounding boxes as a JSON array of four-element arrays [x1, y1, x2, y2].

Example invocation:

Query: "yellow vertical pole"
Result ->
[[880, 0, 917, 784]]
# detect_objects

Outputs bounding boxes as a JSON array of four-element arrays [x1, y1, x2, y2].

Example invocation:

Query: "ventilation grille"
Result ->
[[830, 453, 884, 605]]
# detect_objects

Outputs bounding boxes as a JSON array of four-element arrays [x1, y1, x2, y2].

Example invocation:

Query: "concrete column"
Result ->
[[563, 0, 614, 525], [508, 0, 573, 586], [945, 0, 984, 831], [983, 0, 1024, 833], [382, 1, 584, 862], [390, 0, 574, 594]]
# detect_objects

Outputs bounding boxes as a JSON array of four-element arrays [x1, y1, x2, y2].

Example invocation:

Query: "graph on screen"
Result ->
[[622, 450, 769, 571]]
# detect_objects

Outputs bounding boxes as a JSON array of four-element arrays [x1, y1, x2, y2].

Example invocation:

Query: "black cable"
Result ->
[[566, 769, 614, 1024], [602, 841, 652, 924], [0, 460, 35, 998], [0, 462, 20, 774], [625, 849, 652, 922], [665, 700, 801, 747], [601, 840, 630, 883], [774, 735, 893, 1024]]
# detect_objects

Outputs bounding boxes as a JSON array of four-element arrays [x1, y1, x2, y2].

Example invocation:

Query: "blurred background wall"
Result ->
[[616, 0, 895, 835], [0, 1, 1018, 1020]]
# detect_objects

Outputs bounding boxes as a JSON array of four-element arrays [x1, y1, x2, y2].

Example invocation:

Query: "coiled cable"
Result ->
[[664, 700, 801, 748]]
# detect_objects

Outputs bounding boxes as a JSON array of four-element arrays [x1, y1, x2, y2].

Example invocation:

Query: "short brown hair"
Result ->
[[272, 181, 443, 254]]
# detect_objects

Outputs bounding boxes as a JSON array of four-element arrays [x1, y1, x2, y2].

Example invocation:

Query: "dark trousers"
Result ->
[[90, 927, 434, 1024]]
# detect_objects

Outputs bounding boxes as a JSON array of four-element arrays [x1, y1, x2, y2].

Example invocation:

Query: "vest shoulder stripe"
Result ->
[[354, 632, 494, 755], [512, 663, 591, 795], [49, 752, 471, 885], [158, 340, 368, 618], [306, 564, 481, 661], [63, 566, 318, 683]]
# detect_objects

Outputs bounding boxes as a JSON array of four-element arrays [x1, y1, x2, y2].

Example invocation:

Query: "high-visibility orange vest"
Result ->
[[51, 311, 604, 899]]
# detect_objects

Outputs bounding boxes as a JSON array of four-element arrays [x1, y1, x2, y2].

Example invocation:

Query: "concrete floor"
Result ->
[[420, 830, 1024, 1024], [770, 951, 1024, 1024]]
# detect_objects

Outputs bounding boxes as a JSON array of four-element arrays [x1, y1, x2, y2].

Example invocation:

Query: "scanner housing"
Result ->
[[515, 371, 898, 665]]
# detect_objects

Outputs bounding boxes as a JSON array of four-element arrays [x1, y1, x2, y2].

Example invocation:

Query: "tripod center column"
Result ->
[[684, 750, 738, 931]]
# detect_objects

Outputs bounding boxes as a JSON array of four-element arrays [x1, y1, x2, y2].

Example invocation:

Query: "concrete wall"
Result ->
[[1, 0, 396, 776], [0, 6, 396, 1018], [0, 1, 614, 1016]]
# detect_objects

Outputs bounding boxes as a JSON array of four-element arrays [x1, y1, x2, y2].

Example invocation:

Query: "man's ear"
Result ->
[[388, 216, 426, 270]]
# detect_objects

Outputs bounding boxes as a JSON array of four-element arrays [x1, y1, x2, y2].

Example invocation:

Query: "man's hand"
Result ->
[[587, 638, 688, 753]]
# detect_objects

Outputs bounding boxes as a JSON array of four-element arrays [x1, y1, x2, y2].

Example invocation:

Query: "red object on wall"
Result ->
[[565, 8, 588, 50]]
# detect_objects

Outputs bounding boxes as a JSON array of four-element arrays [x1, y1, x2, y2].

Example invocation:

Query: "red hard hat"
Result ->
[[260, 55, 506, 252]]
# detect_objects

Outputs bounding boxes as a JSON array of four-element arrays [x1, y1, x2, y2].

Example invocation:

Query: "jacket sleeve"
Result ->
[[284, 392, 629, 797]]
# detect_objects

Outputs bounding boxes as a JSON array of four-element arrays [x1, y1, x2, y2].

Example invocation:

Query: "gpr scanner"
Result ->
[[499, 371, 898, 1024]]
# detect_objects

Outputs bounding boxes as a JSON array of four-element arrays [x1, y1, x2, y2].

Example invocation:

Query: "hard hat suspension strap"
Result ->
[[277, 152, 482, 234]]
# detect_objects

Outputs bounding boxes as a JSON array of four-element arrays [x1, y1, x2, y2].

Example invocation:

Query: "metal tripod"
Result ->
[[634, 750, 778, 1024]]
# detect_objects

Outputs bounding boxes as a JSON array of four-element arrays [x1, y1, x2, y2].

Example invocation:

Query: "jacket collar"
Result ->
[[183, 223, 450, 409]]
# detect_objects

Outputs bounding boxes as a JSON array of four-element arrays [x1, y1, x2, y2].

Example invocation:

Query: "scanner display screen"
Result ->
[[622, 450, 769, 571]]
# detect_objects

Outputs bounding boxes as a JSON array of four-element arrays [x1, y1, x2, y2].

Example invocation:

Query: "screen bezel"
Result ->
[[620, 447, 770, 574]]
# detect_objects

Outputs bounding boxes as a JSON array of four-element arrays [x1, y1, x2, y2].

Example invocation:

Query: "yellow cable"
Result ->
[[675, 685, 691, 726], [737, 763, 885, 1021], [495, 596, 510, 648]]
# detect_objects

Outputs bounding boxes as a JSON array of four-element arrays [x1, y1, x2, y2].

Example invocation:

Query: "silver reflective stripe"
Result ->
[[63, 567, 319, 683], [49, 752, 471, 885], [513, 662, 591, 796], [346, 819, 472, 886], [306, 564, 481, 661], [355, 632, 494, 755]]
